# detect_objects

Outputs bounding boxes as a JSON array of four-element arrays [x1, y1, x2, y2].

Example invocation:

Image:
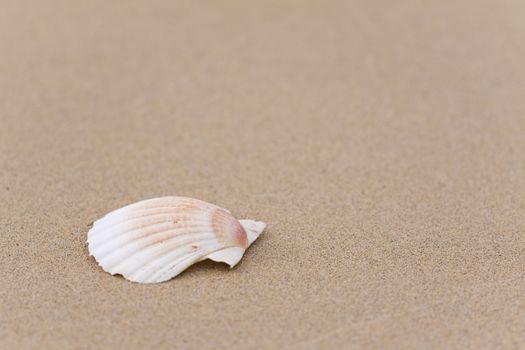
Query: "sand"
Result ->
[[1, 0, 525, 349]]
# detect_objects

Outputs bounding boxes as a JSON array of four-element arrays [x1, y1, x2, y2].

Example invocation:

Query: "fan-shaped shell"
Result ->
[[87, 196, 266, 283]]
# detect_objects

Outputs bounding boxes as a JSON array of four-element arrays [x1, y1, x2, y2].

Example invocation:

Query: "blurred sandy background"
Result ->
[[1, 0, 525, 349]]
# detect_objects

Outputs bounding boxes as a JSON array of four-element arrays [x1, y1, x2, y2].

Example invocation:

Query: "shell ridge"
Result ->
[[129, 242, 221, 282], [107, 236, 218, 275], [90, 213, 213, 240], [91, 228, 214, 259], [89, 217, 215, 248], [89, 223, 214, 253], [147, 245, 221, 283], [93, 207, 213, 232], [106, 238, 213, 274], [89, 220, 171, 248]]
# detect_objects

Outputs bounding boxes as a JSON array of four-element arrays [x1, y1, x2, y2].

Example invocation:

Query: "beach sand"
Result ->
[[1, 0, 525, 349]]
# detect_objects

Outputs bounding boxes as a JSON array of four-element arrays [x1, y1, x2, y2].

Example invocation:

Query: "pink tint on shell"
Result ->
[[211, 208, 248, 248]]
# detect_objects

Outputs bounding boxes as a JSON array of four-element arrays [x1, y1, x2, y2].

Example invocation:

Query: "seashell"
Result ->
[[87, 196, 266, 283]]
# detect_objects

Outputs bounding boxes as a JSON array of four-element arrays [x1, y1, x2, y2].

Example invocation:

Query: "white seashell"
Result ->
[[87, 196, 266, 283]]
